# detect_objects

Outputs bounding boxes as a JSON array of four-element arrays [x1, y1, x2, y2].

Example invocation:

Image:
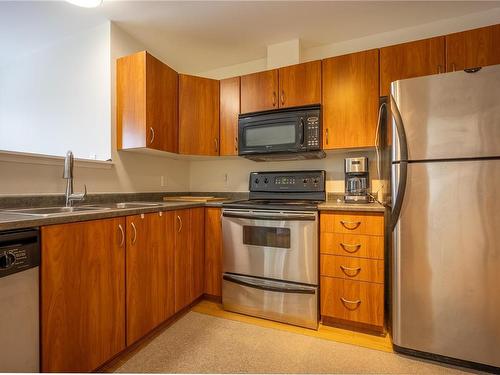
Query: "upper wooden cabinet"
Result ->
[[446, 24, 500, 71], [219, 77, 240, 156], [240, 69, 279, 113], [322, 49, 380, 150], [41, 218, 126, 372], [240, 62, 321, 113], [278, 61, 321, 108], [379, 37, 445, 97], [126, 212, 175, 346], [179, 74, 220, 155], [117, 51, 178, 153]]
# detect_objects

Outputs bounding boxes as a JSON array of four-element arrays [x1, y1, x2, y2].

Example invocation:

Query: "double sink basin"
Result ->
[[1, 202, 165, 217]]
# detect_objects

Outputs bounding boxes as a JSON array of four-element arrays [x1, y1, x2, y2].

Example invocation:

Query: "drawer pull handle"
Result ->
[[340, 243, 361, 253], [340, 297, 361, 310], [340, 265, 361, 277], [340, 220, 361, 230]]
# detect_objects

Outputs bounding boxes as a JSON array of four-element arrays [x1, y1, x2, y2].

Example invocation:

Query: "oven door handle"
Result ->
[[223, 274, 316, 294], [222, 211, 316, 221]]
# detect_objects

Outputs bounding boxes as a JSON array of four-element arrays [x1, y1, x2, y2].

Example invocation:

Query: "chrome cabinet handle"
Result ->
[[325, 128, 329, 145], [340, 297, 362, 310], [340, 265, 362, 277], [118, 224, 125, 247], [214, 138, 219, 153], [281, 90, 285, 106], [272, 91, 276, 107], [149, 127, 155, 144], [131, 222, 137, 245], [340, 243, 361, 253], [177, 215, 182, 233], [340, 220, 361, 230], [235, 137, 238, 152]]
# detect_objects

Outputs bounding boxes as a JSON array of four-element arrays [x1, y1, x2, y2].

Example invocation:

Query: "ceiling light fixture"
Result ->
[[66, 0, 103, 8]]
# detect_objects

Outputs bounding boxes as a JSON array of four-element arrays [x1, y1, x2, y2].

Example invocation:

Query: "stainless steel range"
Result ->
[[222, 170, 326, 329]]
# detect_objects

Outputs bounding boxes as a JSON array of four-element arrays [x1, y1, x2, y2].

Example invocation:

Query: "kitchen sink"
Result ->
[[2, 206, 111, 217]]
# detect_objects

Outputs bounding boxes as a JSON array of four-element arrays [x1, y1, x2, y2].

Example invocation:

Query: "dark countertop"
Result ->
[[318, 200, 386, 212]]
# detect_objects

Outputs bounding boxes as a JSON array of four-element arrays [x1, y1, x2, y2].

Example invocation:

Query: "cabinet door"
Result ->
[[204, 208, 222, 297], [179, 74, 220, 155], [174, 209, 191, 312], [41, 218, 126, 372], [117, 51, 178, 152], [446, 24, 500, 71], [322, 50, 379, 149], [126, 212, 175, 346], [240, 69, 278, 113], [380, 37, 445, 97], [220, 77, 240, 156], [190, 207, 205, 301], [278, 61, 321, 108]]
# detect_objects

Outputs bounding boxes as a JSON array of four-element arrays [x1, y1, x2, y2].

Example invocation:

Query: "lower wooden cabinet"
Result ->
[[320, 210, 385, 333], [126, 212, 175, 346], [41, 218, 126, 372], [174, 207, 205, 312], [204, 207, 222, 297]]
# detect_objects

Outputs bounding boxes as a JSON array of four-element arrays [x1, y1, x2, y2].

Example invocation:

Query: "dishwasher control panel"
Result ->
[[0, 229, 39, 277]]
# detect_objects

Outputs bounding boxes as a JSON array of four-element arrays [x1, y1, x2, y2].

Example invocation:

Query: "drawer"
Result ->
[[320, 255, 384, 284], [321, 276, 384, 328], [320, 212, 384, 236], [321, 233, 384, 259]]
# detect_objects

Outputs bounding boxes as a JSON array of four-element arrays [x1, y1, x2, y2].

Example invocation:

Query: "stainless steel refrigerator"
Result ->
[[390, 65, 500, 370]]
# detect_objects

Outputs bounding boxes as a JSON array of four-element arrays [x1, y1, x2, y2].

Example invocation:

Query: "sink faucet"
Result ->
[[63, 151, 87, 207]]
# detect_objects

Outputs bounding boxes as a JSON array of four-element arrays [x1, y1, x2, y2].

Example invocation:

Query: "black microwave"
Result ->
[[238, 104, 324, 161]]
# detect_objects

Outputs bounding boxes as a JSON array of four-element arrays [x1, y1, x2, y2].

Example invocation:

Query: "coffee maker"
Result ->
[[344, 157, 370, 203]]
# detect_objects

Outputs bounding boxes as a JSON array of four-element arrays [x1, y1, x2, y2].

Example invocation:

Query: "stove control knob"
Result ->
[[264, 178, 269, 184], [303, 178, 308, 184], [0, 252, 15, 270], [313, 178, 319, 184], [254, 178, 260, 184]]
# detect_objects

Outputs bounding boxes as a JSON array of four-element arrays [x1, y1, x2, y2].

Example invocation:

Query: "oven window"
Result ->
[[243, 226, 291, 248], [244, 124, 296, 147]]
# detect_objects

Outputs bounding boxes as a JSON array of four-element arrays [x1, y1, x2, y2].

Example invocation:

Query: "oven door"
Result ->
[[222, 209, 318, 285], [238, 114, 304, 155]]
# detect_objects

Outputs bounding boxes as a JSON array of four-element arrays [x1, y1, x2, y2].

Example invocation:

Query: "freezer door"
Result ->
[[392, 65, 500, 162], [392, 159, 500, 367]]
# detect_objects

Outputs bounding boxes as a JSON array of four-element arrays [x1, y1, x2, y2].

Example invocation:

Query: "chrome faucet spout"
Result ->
[[63, 150, 87, 207]]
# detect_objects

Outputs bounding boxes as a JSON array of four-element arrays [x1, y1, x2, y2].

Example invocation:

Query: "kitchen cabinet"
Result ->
[[126, 212, 175, 346], [179, 74, 220, 155], [278, 61, 321, 108], [204, 207, 223, 297], [446, 24, 500, 71], [240, 61, 321, 114], [322, 49, 380, 150], [174, 207, 205, 312], [240, 69, 279, 113], [117, 51, 178, 152], [320, 211, 385, 333], [41, 218, 126, 372], [379, 36, 445, 97], [220, 77, 240, 156]]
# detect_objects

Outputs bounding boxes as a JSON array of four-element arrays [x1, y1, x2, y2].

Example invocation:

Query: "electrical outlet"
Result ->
[[224, 173, 229, 187], [160, 176, 166, 187]]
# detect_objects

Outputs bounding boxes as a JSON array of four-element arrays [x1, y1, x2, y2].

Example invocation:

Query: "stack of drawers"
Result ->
[[320, 211, 385, 333]]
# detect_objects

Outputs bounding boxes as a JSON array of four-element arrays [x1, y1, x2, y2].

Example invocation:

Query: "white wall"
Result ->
[[0, 23, 190, 195], [0, 23, 111, 161]]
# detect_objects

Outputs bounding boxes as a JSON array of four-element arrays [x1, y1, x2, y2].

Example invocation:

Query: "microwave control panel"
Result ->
[[305, 115, 320, 149]]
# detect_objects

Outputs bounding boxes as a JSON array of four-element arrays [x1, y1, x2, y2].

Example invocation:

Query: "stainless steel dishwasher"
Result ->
[[0, 228, 40, 372]]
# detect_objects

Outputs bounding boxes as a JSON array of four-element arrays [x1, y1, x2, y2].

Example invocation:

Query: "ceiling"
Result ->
[[1, 1, 500, 72]]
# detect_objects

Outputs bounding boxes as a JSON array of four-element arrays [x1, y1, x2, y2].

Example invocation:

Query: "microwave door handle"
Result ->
[[299, 117, 305, 145]]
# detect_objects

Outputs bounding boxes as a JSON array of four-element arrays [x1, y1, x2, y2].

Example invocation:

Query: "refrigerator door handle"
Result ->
[[390, 94, 409, 230]]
